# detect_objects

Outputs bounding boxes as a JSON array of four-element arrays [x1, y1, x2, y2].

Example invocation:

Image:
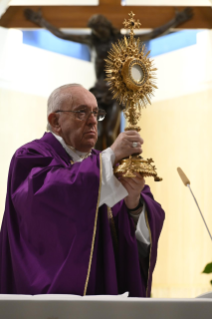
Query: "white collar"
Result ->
[[51, 132, 91, 163]]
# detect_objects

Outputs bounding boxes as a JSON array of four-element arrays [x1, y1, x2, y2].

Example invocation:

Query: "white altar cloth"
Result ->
[[0, 294, 212, 319]]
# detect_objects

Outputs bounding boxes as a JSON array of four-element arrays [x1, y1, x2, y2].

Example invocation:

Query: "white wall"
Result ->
[[0, 27, 95, 96], [124, 0, 210, 6], [9, 1, 99, 5], [139, 30, 212, 298], [152, 30, 212, 103]]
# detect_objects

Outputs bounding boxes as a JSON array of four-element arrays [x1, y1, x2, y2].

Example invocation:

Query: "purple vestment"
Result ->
[[0, 132, 165, 296]]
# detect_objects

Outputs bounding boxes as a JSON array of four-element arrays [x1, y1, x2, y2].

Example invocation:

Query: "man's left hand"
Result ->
[[117, 173, 145, 212]]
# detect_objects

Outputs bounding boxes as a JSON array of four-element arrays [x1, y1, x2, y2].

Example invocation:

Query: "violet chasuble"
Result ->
[[0, 132, 165, 296]]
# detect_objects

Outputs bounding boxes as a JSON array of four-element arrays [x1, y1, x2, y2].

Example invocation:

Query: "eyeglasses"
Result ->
[[55, 109, 106, 122]]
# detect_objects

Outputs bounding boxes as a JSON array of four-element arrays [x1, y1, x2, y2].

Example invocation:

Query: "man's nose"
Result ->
[[87, 112, 98, 124]]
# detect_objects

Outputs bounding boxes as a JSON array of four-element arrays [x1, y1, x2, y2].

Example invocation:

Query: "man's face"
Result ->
[[58, 86, 98, 153]]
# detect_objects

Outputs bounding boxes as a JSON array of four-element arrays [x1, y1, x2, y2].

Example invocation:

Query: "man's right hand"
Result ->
[[110, 131, 143, 164]]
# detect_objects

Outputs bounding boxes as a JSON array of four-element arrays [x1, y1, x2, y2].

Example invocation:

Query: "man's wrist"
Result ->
[[125, 196, 143, 212], [128, 196, 143, 212]]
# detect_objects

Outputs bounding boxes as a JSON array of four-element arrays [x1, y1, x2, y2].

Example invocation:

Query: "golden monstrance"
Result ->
[[105, 11, 162, 181]]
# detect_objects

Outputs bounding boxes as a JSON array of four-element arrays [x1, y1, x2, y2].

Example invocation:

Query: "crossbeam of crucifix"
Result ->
[[0, 0, 212, 29]]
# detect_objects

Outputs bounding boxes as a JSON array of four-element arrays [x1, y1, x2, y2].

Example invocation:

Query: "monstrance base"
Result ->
[[114, 155, 162, 181]]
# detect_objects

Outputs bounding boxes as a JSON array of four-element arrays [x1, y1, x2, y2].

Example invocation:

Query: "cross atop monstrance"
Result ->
[[123, 11, 141, 30]]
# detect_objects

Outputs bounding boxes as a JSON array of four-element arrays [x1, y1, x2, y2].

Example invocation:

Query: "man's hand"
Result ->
[[118, 173, 145, 212], [111, 131, 143, 164]]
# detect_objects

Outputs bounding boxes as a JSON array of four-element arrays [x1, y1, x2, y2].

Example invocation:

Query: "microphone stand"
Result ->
[[187, 184, 212, 242]]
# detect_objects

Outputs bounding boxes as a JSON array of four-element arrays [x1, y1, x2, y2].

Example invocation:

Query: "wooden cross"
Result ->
[[0, 0, 212, 29]]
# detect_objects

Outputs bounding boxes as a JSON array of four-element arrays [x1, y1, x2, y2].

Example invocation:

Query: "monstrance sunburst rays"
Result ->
[[105, 12, 162, 180]]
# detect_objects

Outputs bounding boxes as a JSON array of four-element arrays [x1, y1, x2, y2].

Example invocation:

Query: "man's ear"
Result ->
[[48, 113, 61, 133]]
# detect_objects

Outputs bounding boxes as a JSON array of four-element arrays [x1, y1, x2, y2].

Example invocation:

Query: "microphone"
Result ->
[[177, 167, 212, 242]]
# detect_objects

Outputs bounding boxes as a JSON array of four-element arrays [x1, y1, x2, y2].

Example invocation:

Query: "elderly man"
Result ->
[[0, 84, 164, 296]]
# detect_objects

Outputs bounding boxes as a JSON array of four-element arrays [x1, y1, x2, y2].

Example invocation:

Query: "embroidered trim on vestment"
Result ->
[[144, 210, 152, 297], [83, 153, 102, 295], [107, 207, 118, 255]]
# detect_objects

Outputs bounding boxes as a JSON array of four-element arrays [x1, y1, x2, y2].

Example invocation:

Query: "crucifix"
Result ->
[[1, 1, 194, 150]]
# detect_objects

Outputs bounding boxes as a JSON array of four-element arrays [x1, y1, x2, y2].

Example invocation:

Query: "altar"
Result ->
[[0, 294, 212, 319]]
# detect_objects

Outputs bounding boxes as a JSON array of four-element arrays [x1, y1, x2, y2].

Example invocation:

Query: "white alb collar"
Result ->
[[51, 132, 91, 163]]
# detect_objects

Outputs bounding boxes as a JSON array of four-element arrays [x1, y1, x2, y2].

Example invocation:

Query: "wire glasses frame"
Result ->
[[55, 109, 106, 122]]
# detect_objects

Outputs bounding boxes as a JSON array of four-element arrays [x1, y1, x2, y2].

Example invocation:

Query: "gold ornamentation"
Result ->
[[114, 156, 161, 181], [105, 12, 162, 181], [107, 207, 118, 257], [83, 153, 102, 295]]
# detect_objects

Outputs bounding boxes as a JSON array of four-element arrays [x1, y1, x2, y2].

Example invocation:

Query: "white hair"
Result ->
[[47, 83, 83, 131]]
